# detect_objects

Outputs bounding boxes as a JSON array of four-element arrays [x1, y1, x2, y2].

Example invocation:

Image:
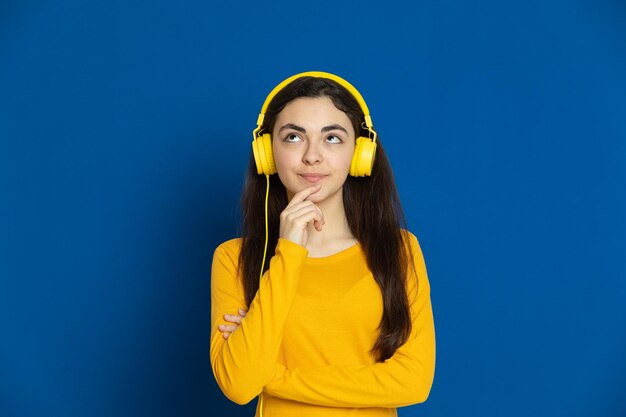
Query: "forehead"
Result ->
[[274, 97, 354, 133]]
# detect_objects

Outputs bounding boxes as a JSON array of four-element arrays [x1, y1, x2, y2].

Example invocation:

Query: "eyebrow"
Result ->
[[278, 123, 349, 134]]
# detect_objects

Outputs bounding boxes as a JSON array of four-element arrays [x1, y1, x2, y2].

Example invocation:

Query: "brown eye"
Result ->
[[284, 134, 302, 143], [326, 135, 342, 144]]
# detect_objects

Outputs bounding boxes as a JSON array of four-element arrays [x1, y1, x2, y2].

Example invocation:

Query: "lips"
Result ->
[[299, 173, 327, 183]]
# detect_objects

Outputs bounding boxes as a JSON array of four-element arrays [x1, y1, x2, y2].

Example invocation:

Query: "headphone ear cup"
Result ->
[[350, 136, 377, 177], [252, 133, 277, 175]]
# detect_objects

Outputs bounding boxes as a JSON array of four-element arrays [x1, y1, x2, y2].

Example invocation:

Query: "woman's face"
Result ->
[[272, 96, 356, 204]]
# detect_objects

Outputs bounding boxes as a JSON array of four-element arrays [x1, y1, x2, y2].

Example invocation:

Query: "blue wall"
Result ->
[[1, 1, 625, 416]]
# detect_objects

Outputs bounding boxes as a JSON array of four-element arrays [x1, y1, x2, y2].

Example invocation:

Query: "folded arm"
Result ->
[[263, 233, 436, 408], [210, 238, 308, 405]]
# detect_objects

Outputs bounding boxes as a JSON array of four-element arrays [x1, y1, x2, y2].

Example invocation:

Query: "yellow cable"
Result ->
[[260, 174, 270, 283], [259, 392, 264, 417], [258, 174, 270, 417]]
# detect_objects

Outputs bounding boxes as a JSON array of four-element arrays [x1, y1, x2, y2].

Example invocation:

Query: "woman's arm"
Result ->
[[262, 233, 436, 408], [210, 184, 325, 405], [210, 238, 308, 405]]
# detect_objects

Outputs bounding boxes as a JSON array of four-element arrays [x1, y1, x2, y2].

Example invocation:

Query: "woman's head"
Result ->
[[258, 76, 377, 205]]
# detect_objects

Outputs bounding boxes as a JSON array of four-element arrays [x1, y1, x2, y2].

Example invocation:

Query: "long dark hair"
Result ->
[[239, 76, 415, 362]]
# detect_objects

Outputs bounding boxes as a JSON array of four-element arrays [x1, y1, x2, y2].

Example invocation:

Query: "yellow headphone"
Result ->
[[251, 71, 378, 177]]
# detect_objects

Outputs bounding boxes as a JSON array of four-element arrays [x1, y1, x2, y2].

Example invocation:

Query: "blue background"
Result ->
[[1, 0, 625, 416]]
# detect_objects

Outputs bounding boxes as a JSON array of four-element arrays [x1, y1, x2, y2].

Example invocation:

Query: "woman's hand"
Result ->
[[218, 309, 247, 340], [279, 184, 324, 247]]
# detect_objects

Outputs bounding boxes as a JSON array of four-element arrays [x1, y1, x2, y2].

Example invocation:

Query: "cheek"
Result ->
[[338, 148, 355, 171], [272, 145, 291, 172], [272, 148, 297, 190], [276, 172, 293, 194]]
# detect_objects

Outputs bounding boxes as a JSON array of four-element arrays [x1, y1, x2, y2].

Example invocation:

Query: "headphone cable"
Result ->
[[257, 174, 270, 416], [260, 174, 270, 283]]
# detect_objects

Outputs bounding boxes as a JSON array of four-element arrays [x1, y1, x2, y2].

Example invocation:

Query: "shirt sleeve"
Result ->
[[210, 238, 309, 405], [263, 233, 436, 408]]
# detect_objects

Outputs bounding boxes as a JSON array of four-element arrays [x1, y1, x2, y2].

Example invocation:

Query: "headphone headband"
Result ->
[[251, 71, 378, 177], [255, 71, 373, 131]]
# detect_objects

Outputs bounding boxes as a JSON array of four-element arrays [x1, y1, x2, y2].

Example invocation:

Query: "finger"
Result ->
[[224, 314, 243, 324], [238, 309, 247, 317], [219, 324, 238, 332], [285, 209, 324, 231], [282, 200, 316, 213], [281, 200, 324, 220], [284, 204, 324, 224], [222, 332, 231, 339], [287, 184, 322, 206]]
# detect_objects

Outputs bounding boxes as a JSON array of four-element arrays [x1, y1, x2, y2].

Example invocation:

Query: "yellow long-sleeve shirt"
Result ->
[[210, 231, 435, 416]]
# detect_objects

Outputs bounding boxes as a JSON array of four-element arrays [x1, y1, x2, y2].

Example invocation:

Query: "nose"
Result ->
[[302, 140, 322, 166]]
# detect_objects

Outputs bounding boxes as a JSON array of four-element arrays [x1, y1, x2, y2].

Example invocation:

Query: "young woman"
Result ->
[[210, 71, 435, 417]]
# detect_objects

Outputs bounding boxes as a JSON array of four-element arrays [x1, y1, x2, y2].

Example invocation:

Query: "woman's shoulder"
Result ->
[[212, 238, 245, 279], [399, 228, 430, 295], [213, 237, 244, 262], [216, 237, 244, 251], [400, 228, 421, 249], [400, 229, 428, 268]]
